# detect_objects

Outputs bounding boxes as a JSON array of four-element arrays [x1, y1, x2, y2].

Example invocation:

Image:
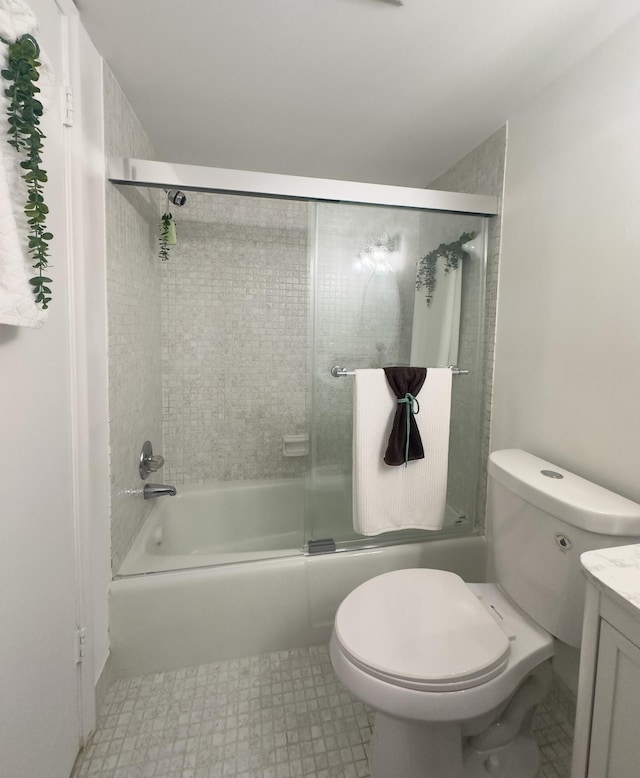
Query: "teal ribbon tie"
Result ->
[[397, 392, 420, 467]]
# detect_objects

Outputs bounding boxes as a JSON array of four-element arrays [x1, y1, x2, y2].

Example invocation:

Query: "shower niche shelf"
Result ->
[[282, 434, 309, 457]]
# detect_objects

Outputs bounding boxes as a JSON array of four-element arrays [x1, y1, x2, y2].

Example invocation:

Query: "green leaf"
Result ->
[[4, 33, 53, 311]]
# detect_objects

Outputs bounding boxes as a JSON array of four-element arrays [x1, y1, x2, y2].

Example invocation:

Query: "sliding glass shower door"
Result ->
[[305, 202, 488, 550]]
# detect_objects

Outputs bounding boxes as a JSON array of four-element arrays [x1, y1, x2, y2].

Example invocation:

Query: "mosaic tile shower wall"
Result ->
[[311, 203, 486, 529], [158, 193, 493, 534], [429, 126, 507, 529], [104, 66, 163, 574], [417, 211, 485, 522], [160, 193, 309, 485], [312, 203, 420, 478]]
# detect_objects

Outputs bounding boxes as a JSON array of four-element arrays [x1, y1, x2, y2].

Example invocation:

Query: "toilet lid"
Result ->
[[334, 569, 511, 692]]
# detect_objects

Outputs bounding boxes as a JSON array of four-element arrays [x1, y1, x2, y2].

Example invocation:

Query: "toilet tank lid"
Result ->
[[488, 449, 640, 536]]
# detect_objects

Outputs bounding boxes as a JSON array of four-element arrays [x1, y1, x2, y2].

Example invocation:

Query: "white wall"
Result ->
[[0, 4, 111, 773], [0, 1, 81, 774], [495, 13, 640, 501], [494, 13, 640, 689]]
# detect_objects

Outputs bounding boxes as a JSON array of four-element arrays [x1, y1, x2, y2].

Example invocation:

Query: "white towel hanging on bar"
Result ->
[[352, 367, 452, 535]]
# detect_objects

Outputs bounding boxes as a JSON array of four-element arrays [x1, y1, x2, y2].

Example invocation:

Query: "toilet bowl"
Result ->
[[331, 569, 553, 778], [330, 449, 640, 777]]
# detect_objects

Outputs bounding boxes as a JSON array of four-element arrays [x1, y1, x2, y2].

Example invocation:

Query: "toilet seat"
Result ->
[[331, 580, 554, 723], [334, 569, 511, 692]]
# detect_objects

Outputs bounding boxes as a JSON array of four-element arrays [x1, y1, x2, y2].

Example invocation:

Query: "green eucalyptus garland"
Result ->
[[1, 33, 53, 310], [416, 231, 475, 307]]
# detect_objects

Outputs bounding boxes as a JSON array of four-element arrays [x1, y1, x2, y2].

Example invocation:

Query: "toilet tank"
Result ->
[[486, 449, 640, 647]]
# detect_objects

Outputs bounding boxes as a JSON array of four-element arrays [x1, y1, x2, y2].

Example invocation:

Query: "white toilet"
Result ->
[[330, 449, 640, 778]]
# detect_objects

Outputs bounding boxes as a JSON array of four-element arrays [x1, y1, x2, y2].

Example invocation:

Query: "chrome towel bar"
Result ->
[[330, 365, 469, 378]]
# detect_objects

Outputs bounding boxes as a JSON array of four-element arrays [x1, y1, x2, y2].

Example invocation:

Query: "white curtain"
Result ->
[[410, 257, 462, 368]]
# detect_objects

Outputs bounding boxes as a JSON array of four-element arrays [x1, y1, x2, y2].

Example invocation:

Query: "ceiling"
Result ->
[[76, 0, 640, 187]]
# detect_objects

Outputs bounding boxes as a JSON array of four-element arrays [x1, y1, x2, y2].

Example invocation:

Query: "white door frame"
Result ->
[[55, 0, 94, 743], [56, 0, 109, 743]]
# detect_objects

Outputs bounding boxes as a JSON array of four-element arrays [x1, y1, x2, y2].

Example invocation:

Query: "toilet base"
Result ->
[[369, 715, 540, 778], [369, 714, 464, 778], [463, 734, 539, 778]]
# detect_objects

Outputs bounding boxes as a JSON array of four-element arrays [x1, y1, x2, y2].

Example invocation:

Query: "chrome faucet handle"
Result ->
[[139, 441, 165, 480], [148, 454, 165, 471]]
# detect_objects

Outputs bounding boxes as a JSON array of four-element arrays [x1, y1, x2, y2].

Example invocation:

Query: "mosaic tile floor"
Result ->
[[74, 645, 574, 778], [533, 683, 575, 778]]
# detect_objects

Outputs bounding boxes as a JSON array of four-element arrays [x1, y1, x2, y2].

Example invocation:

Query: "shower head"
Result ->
[[165, 189, 187, 207]]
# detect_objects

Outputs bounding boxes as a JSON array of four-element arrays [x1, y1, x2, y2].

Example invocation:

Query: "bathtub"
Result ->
[[118, 478, 306, 575], [110, 477, 486, 677]]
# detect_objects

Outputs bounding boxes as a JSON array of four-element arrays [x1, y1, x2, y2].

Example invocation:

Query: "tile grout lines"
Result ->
[[74, 644, 572, 778]]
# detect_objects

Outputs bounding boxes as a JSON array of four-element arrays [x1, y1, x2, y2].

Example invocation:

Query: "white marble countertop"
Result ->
[[581, 543, 640, 613]]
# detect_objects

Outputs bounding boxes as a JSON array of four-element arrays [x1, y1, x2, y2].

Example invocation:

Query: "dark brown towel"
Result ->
[[383, 367, 427, 466]]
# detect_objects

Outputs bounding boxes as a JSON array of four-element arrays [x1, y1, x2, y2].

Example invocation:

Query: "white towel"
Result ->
[[352, 367, 452, 535], [0, 0, 50, 328]]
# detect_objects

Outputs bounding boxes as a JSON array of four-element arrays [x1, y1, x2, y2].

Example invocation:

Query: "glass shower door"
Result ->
[[305, 202, 488, 549]]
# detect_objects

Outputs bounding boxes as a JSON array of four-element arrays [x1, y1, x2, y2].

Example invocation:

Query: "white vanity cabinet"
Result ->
[[571, 545, 640, 778]]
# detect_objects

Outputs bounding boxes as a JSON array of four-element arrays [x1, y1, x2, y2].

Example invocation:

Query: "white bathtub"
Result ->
[[118, 476, 467, 576], [110, 477, 485, 677], [118, 478, 305, 575]]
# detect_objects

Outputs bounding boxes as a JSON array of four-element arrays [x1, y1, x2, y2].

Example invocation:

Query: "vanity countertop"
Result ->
[[581, 543, 640, 616]]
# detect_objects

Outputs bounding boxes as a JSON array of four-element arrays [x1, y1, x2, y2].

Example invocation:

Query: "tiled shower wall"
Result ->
[[158, 192, 495, 527], [159, 198, 484, 542], [429, 126, 507, 529], [312, 203, 420, 477], [312, 204, 486, 527], [418, 211, 486, 521], [104, 67, 163, 573], [161, 193, 309, 485]]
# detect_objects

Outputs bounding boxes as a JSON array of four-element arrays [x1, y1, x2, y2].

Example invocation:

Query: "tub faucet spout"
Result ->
[[144, 483, 177, 500]]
